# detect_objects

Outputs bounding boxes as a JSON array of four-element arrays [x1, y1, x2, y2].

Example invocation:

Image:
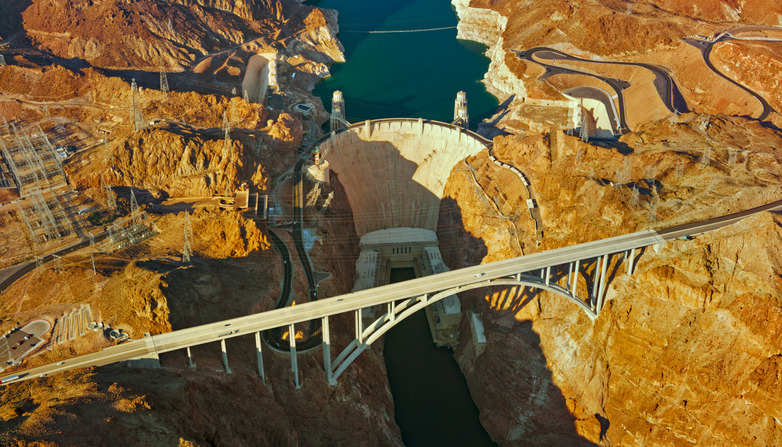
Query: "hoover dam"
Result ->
[[317, 115, 490, 343]]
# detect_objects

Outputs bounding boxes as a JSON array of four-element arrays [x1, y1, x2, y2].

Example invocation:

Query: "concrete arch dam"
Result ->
[[322, 119, 489, 236]]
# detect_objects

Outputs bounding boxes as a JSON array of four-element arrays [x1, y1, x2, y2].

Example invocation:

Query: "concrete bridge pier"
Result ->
[[221, 339, 232, 374], [571, 260, 581, 295], [255, 331, 265, 383], [289, 324, 300, 389], [322, 316, 335, 386], [355, 310, 364, 344], [596, 254, 609, 311], [186, 346, 196, 368], [627, 248, 637, 275]]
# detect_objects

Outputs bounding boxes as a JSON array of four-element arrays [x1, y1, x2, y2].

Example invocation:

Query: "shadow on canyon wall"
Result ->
[[438, 196, 602, 445]]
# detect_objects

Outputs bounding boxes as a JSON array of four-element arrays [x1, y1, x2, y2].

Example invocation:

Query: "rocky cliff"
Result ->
[[438, 106, 782, 444]]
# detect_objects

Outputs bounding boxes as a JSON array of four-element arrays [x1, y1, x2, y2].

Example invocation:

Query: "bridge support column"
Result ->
[[289, 323, 300, 389], [255, 331, 265, 383], [545, 266, 551, 287], [355, 309, 364, 344], [571, 260, 580, 296], [567, 263, 573, 289], [627, 248, 636, 275], [596, 254, 609, 314], [221, 339, 231, 374], [591, 257, 602, 309], [323, 316, 335, 386], [186, 346, 195, 368]]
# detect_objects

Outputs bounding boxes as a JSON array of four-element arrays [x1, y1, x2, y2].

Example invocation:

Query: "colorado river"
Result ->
[[310, 0, 499, 128], [385, 268, 494, 446]]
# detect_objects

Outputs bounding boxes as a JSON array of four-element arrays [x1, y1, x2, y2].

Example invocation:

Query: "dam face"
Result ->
[[320, 118, 489, 345], [321, 119, 488, 236]]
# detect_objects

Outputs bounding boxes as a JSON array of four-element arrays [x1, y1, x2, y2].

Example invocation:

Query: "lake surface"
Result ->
[[384, 268, 495, 447], [310, 0, 499, 128]]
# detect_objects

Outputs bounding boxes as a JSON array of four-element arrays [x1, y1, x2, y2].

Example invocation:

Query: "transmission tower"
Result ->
[[30, 190, 61, 244], [589, 166, 595, 179], [160, 65, 169, 97], [453, 91, 469, 130], [675, 159, 685, 180], [182, 211, 193, 263], [130, 78, 145, 131], [53, 254, 63, 271], [244, 89, 250, 103], [223, 111, 232, 158], [700, 148, 711, 168], [630, 187, 640, 207], [0, 54, 5, 66], [224, 178, 231, 197], [647, 165, 657, 181], [130, 189, 139, 214], [626, 3, 633, 14], [101, 173, 116, 211], [579, 109, 589, 143], [43, 103, 50, 119], [231, 99, 237, 126], [574, 145, 583, 166], [728, 149, 738, 168], [35, 256, 44, 272], [616, 158, 632, 185]]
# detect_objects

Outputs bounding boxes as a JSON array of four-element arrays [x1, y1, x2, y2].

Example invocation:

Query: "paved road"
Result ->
[[517, 48, 632, 133], [683, 33, 775, 120], [0, 231, 109, 294], [517, 47, 690, 133]]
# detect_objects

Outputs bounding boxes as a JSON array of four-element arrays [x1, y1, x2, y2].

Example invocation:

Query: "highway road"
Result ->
[[0, 230, 109, 294], [526, 48, 687, 114], [683, 33, 775, 120], [517, 48, 632, 134], [5, 194, 782, 385]]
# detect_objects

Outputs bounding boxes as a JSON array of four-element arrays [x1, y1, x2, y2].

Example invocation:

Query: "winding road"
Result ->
[[683, 31, 776, 120], [517, 47, 690, 133]]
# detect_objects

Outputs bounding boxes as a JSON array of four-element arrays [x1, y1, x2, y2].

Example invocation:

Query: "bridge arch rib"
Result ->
[[325, 276, 597, 385]]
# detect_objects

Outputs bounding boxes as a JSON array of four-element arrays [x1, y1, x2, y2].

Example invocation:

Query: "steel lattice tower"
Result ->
[[101, 173, 116, 211], [130, 78, 145, 131], [182, 211, 193, 263], [700, 148, 712, 168], [160, 65, 169, 96], [223, 111, 232, 157], [130, 189, 139, 214], [0, 54, 5, 66], [579, 108, 589, 143]]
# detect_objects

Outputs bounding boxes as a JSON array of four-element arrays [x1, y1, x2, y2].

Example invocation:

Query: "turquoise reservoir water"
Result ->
[[310, 0, 499, 128]]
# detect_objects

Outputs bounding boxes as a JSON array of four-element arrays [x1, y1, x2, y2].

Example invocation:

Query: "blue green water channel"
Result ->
[[307, 1, 498, 444], [309, 0, 499, 128]]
